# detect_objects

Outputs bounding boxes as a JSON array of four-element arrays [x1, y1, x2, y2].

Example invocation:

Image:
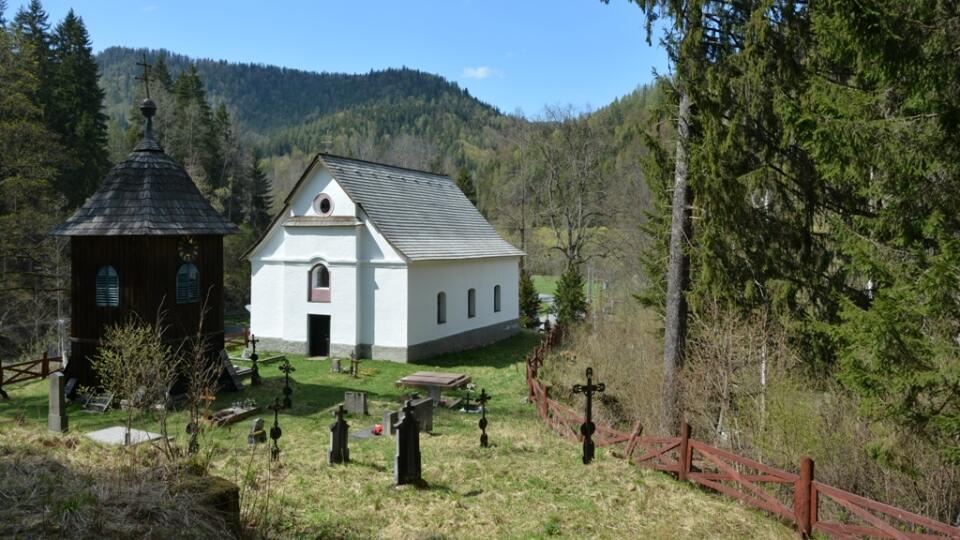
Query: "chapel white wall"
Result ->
[[406, 257, 520, 346]]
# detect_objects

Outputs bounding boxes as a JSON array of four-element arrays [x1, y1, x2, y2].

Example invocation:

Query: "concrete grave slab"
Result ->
[[85, 426, 164, 446]]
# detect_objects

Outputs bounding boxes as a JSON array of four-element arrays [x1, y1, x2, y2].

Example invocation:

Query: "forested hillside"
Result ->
[[97, 46, 500, 134]]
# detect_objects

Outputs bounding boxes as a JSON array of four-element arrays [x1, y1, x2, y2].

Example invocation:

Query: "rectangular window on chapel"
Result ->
[[468, 288, 476, 318]]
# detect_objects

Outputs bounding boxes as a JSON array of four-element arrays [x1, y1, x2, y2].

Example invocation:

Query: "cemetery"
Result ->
[[0, 333, 792, 538]]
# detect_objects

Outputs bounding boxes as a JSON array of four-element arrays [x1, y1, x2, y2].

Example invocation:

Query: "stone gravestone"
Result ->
[[48, 372, 68, 433], [328, 405, 350, 464], [64, 377, 78, 401], [383, 410, 399, 435], [344, 391, 368, 415], [330, 358, 341, 373], [220, 349, 244, 391], [410, 397, 433, 433], [393, 400, 421, 485], [247, 417, 266, 445]]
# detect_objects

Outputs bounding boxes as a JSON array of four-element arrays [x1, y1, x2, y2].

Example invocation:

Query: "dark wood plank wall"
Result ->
[[67, 235, 225, 386]]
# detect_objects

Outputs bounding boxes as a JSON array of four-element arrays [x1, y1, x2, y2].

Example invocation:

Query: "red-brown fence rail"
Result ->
[[525, 327, 960, 539], [0, 352, 63, 399]]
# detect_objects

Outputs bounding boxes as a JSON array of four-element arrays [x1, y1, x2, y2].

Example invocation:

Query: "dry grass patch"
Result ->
[[0, 428, 233, 539]]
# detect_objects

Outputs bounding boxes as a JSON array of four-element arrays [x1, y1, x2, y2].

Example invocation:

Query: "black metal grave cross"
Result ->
[[477, 388, 491, 448], [572, 367, 605, 464], [249, 334, 261, 386], [279, 358, 295, 408], [135, 54, 152, 99], [269, 398, 283, 461]]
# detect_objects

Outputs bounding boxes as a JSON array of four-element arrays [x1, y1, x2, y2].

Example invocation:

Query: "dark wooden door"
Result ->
[[308, 315, 330, 357]]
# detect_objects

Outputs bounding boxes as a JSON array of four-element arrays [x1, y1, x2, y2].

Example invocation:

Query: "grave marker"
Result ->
[[279, 358, 295, 409], [344, 391, 368, 415], [477, 388, 490, 448], [393, 400, 421, 485], [249, 334, 261, 386], [572, 367, 605, 464], [409, 397, 433, 433], [84, 392, 114, 413], [269, 398, 283, 461], [248, 417, 266, 445], [330, 358, 341, 373], [349, 352, 360, 378], [383, 410, 399, 435], [64, 377, 78, 401], [220, 350, 244, 391], [328, 405, 350, 464], [48, 372, 68, 433]]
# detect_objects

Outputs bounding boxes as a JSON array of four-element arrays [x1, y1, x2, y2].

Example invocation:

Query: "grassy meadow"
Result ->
[[0, 331, 792, 539]]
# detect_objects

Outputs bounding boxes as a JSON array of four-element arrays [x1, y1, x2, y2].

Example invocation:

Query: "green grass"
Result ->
[[0, 333, 792, 539]]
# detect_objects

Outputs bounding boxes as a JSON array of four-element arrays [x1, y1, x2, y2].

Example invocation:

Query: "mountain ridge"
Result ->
[[96, 46, 502, 136]]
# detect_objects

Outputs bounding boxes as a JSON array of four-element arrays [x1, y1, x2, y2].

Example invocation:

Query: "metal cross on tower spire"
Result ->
[[135, 53, 153, 99]]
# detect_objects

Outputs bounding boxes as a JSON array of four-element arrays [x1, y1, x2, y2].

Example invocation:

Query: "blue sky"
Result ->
[[15, 0, 670, 115]]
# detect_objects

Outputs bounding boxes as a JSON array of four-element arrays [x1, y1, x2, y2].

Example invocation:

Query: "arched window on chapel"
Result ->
[[309, 264, 331, 302]]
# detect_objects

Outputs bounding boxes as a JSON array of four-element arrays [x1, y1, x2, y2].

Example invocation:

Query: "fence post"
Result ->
[[42, 351, 49, 377], [243, 327, 250, 347], [795, 457, 814, 537], [678, 422, 691, 482]]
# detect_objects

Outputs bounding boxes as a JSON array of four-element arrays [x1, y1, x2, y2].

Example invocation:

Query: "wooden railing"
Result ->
[[525, 327, 960, 539], [0, 352, 63, 399]]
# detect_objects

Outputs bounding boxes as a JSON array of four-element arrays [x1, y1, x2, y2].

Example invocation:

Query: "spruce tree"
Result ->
[[152, 52, 173, 90], [246, 151, 273, 235], [456, 167, 477, 206], [51, 9, 108, 207], [518, 267, 541, 328], [554, 262, 587, 327], [12, 0, 52, 112]]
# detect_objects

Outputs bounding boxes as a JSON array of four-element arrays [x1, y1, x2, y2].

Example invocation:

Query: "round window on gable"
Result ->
[[313, 193, 334, 216]]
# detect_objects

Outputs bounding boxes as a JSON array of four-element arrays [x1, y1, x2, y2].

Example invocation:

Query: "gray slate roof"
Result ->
[[51, 132, 238, 236], [320, 154, 523, 261], [245, 154, 523, 261]]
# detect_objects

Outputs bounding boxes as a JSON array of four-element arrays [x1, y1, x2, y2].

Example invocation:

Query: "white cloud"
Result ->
[[462, 66, 500, 80]]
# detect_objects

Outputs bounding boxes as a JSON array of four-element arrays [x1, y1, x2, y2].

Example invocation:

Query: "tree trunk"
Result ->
[[662, 87, 692, 435]]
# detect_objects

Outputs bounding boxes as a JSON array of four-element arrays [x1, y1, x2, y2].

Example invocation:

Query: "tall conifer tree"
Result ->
[[51, 9, 108, 207], [13, 0, 53, 117]]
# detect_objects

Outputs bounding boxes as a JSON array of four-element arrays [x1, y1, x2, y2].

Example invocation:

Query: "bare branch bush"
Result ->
[[92, 312, 177, 454], [183, 288, 224, 459]]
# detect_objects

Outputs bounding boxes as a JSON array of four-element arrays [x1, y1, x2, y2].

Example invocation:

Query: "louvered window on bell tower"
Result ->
[[95, 266, 120, 307], [176, 263, 200, 304]]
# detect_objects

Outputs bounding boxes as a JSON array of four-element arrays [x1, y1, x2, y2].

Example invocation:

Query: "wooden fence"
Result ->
[[525, 326, 960, 539], [0, 352, 63, 399]]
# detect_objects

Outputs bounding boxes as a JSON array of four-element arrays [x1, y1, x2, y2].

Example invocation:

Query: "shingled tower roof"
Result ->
[[51, 98, 238, 237]]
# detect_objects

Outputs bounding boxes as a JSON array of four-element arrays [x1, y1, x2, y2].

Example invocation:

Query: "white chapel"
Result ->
[[244, 154, 523, 361]]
